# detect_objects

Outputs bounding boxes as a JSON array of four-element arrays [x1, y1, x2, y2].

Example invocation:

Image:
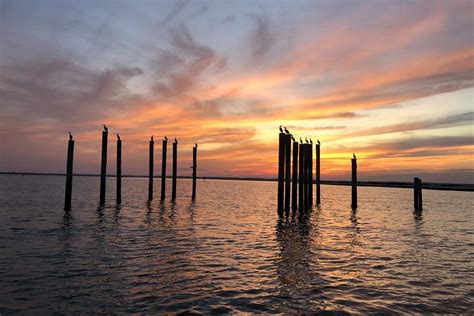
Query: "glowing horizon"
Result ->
[[0, 0, 473, 183]]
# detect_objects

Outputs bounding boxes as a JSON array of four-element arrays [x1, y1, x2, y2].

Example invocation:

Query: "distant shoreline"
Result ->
[[1, 171, 472, 192]]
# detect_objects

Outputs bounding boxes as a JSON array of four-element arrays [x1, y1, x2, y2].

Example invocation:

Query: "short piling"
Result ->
[[64, 134, 74, 210], [316, 142, 321, 205], [99, 126, 108, 205], [148, 136, 154, 201], [116, 134, 122, 204], [277, 133, 285, 215], [172, 138, 177, 202], [161, 137, 168, 200], [292, 141, 298, 211], [284, 134, 291, 215], [192, 144, 197, 200], [351, 156, 357, 209], [414, 177, 423, 211]]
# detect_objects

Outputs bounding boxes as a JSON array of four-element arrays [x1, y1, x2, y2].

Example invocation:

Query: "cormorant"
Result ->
[[68, 132, 73, 140], [310, 139, 313, 144], [151, 135, 153, 141], [305, 137, 309, 143], [164, 136, 168, 141], [300, 137, 303, 143], [117, 133, 120, 140], [195, 143, 198, 148], [279, 125, 283, 133], [317, 139, 320, 145], [291, 135, 295, 142], [174, 137, 178, 143], [284, 127, 290, 134], [353, 153, 356, 159], [103, 124, 108, 132]]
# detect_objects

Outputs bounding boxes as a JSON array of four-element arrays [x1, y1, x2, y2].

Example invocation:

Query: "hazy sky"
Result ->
[[0, 0, 473, 182]]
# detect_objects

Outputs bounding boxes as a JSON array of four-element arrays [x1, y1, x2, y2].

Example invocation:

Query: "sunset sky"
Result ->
[[0, 0, 473, 183]]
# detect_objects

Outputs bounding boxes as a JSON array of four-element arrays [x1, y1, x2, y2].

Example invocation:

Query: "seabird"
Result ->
[[310, 139, 313, 144], [103, 124, 108, 132], [195, 143, 198, 148], [68, 132, 73, 140], [353, 153, 356, 159], [279, 125, 283, 133], [317, 139, 320, 145], [117, 133, 120, 141], [151, 135, 153, 141], [300, 137, 303, 143], [164, 136, 168, 141], [291, 135, 295, 142], [284, 127, 290, 134], [305, 137, 309, 143], [174, 137, 178, 143]]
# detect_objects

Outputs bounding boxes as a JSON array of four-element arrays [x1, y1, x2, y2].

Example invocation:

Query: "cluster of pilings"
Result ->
[[276, 128, 423, 216], [64, 126, 198, 210]]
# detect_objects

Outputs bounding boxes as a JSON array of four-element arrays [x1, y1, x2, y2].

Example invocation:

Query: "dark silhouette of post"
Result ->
[[309, 142, 313, 207], [100, 125, 108, 205], [64, 133, 74, 210], [192, 144, 197, 200], [161, 137, 168, 200], [116, 134, 122, 204], [277, 132, 285, 215], [284, 134, 291, 215], [172, 138, 177, 202], [298, 142, 304, 211], [148, 136, 154, 201], [292, 141, 298, 211], [414, 177, 423, 211], [351, 155, 357, 209], [316, 141, 321, 205], [305, 144, 311, 210]]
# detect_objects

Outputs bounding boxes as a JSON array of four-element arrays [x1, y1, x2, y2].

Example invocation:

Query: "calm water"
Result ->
[[0, 175, 473, 314]]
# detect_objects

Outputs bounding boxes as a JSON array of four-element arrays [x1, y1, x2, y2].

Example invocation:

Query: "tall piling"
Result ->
[[309, 142, 313, 207], [277, 133, 285, 215], [298, 142, 304, 211], [172, 138, 177, 202], [116, 134, 122, 204], [161, 137, 168, 200], [284, 134, 291, 215], [99, 126, 108, 205], [414, 177, 423, 211], [64, 133, 74, 210], [292, 141, 298, 211], [192, 144, 197, 200], [316, 141, 321, 205], [418, 178, 423, 211], [148, 136, 154, 201], [305, 144, 311, 210], [351, 155, 357, 209]]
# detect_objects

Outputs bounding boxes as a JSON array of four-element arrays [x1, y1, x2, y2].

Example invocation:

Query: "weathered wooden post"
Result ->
[[192, 143, 197, 200], [100, 125, 108, 205], [64, 132, 74, 210], [305, 143, 311, 210], [414, 177, 423, 211], [316, 140, 321, 205], [418, 178, 423, 211], [414, 177, 419, 210], [172, 138, 177, 202], [161, 136, 168, 201], [298, 141, 304, 211], [351, 154, 357, 209], [148, 136, 154, 201], [309, 141, 313, 207], [284, 134, 291, 215], [277, 132, 285, 215], [292, 140, 298, 211], [116, 134, 122, 204]]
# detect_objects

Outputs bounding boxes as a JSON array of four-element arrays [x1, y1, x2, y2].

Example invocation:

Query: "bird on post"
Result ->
[[300, 137, 303, 143], [164, 136, 168, 141], [305, 137, 309, 144], [279, 126, 283, 133], [284, 127, 290, 134], [103, 124, 108, 132], [174, 137, 178, 144], [310, 139, 313, 144], [117, 133, 120, 140], [353, 153, 356, 159], [194, 143, 198, 148], [317, 139, 320, 145], [151, 135, 153, 141], [291, 135, 295, 142], [68, 132, 73, 140]]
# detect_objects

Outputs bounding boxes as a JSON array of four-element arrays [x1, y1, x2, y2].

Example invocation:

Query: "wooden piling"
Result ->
[[414, 177, 419, 210], [305, 144, 311, 210], [148, 136, 154, 201], [64, 135, 74, 210], [414, 177, 423, 211], [316, 142, 321, 205], [298, 142, 304, 211], [192, 144, 197, 200], [309, 142, 313, 207], [277, 133, 285, 215], [99, 127, 108, 205], [351, 157, 357, 209], [161, 137, 168, 201], [284, 134, 291, 215], [172, 139, 177, 202], [116, 135, 122, 204], [292, 141, 298, 211]]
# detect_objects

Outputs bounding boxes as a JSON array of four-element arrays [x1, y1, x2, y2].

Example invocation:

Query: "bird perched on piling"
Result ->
[[305, 137, 309, 143], [284, 127, 290, 134], [353, 153, 356, 159], [291, 135, 295, 142], [68, 132, 73, 140], [279, 126, 283, 133], [164, 136, 168, 141], [300, 137, 303, 143], [174, 137, 178, 143], [151, 135, 153, 141], [117, 133, 120, 140], [103, 124, 108, 132], [317, 139, 320, 145], [194, 143, 198, 148], [310, 139, 313, 144]]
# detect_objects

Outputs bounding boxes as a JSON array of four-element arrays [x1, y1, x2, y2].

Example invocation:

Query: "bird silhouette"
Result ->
[[103, 124, 108, 132], [279, 125, 283, 133], [317, 139, 320, 145], [174, 137, 178, 143], [164, 136, 168, 141], [310, 138, 313, 144], [300, 137, 303, 143], [291, 135, 295, 142], [151, 135, 153, 141], [195, 143, 198, 148], [305, 137, 309, 143], [117, 133, 120, 141], [68, 132, 73, 140], [284, 127, 290, 134], [353, 153, 356, 159]]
